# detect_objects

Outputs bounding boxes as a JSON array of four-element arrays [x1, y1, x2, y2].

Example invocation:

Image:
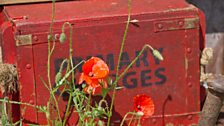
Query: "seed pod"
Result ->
[[55, 72, 62, 85], [47, 34, 51, 41], [152, 49, 163, 61], [59, 33, 66, 43], [136, 111, 144, 116]]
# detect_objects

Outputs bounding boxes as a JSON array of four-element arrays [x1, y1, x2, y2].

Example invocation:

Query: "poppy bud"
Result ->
[[59, 33, 66, 43], [55, 72, 62, 85], [152, 49, 163, 61], [47, 34, 51, 41], [98, 106, 103, 111], [82, 84, 86, 89], [136, 111, 144, 116]]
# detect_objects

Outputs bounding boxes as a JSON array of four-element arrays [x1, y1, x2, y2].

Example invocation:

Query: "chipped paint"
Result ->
[[166, 123, 174, 126], [189, 124, 198, 126], [154, 17, 199, 32], [185, 57, 188, 71], [163, 5, 196, 13], [165, 122, 197, 126]]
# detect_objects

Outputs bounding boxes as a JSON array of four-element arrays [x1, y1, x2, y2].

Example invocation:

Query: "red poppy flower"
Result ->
[[133, 94, 154, 118], [78, 57, 109, 95], [81, 57, 109, 79]]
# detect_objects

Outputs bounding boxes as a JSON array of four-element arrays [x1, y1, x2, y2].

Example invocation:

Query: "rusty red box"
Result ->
[[0, 0, 205, 125]]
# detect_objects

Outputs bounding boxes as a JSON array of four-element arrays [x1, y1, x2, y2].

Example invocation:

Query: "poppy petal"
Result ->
[[134, 94, 155, 118], [82, 58, 95, 75], [92, 60, 109, 79]]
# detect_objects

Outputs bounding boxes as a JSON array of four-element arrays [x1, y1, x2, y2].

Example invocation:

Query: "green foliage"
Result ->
[[0, 0, 163, 125], [1, 102, 7, 126]]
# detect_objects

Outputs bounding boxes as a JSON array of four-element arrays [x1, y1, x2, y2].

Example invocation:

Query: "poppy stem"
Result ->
[[115, 44, 162, 85], [107, 0, 132, 125], [115, 0, 132, 79], [128, 114, 134, 126], [46, 0, 62, 123], [58, 60, 84, 86], [73, 94, 84, 123], [62, 92, 73, 126], [137, 116, 141, 126], [99, 99, 109, 110], [120, 112, 140, 126], [47, 0, 56, 89], [0, 98, 38, 109], [59, 59, 68, 73], [87, 94, 92, 111], [61, 22, 75, 126], [111, 45, 160, 125]]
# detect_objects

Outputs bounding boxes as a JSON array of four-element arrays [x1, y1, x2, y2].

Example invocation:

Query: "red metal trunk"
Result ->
[[0, 0, 205, 125]]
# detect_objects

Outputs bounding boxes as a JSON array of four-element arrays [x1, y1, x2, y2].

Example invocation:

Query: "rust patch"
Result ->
[[16, 34, 32, 46], [184, 18, 199, 29], [165, 123, 174, 126]]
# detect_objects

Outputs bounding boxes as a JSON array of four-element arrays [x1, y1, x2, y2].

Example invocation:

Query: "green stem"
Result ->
[[99, 99, 108, 109], [0, 99, 38, 109], [58, 60, 84, 86], [108, 46, 154, 126], [46, 101, 51, 126], [62, 91, 72, 126], [48, 0, 56, 89], [57, 59, 70, 102], [107, 0, 132, 125], [40, 76, 50, 92], [120, 112, 137, 126], [57, 85, 67, 102], [99, 99, 109, 114], [87, 94, 92, 111], [46, 0, 62, 122], [115, 0, 132, 79], [61, 22, 74, 77], [61, 22, 73, 72], [137, 116, 141, 126], [109, 45, 156, 125], [128, 114, 134, 126], [116, 44, 154, 82], [50, 92, 61, 122], [59, 59, 68, 73], [73, 95, 84, 125], [61, 22, 74, 126]]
